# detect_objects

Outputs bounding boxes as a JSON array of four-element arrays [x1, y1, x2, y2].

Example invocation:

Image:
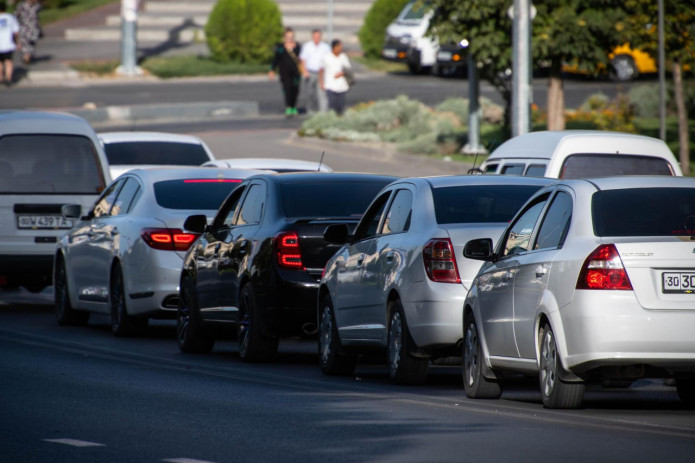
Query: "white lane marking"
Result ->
[[163, 459, 219, 463], [43, 438, 105, 447]]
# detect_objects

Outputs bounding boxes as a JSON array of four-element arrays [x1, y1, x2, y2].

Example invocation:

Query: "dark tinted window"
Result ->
[[382, 189, 412, 235], [112, 177, 141, 216], [236, 184, 265, 225], [483, 163, 498, 174], [560, 154, 673, 179], [280, 180, 389, 219], [355, 192, 390, 241], [104, 141, 210, 166], [593, 188, 695, 237], [154, 179, 241, 210], [535, 191, 572, 249], [0, 134, 104, 194], [92, 179, 124, 218], [503, 198, 548, 257], [525, 164, 547, 177], [501, 164, 525, 175], [433, 185, 543, 224]]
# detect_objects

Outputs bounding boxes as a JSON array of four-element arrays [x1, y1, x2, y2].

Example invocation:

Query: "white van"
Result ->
[[480, 131, 682, 178], [382, 1, 438, 74], [0, 111, 111, 292]]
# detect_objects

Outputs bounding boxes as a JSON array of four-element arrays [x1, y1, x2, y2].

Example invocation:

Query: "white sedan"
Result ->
[[55, 167, 264, 336], [203, 158, 333, 173], [99, 132, 216, 179]]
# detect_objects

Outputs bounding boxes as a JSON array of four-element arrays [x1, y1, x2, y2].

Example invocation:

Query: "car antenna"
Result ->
[[317, 151, 325, 172]]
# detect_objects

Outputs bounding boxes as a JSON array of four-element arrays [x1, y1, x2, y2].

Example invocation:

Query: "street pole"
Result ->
[[117, 0, 140, 76], [463, 47, 486, 156], [658, 0, 666, 141], [511, 0, 532, 137], [327, 0, 334, 42]]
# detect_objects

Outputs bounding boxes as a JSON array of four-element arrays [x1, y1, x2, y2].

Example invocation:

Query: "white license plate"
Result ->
[[437, 51, 453, 61], [662, 272, 695, 293], [17, 215, 74, 230], [382, 48, 397, 59]]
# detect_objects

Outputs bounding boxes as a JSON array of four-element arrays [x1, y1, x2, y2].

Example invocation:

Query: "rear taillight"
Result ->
[[423, 238, 461, 283], [276, 231, 304, 270], [141, 228, 199, 252], [576, 244, 632, 290]]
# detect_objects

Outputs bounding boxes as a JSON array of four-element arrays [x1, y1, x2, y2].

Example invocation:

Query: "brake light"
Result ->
[[141, 228, 199, 252], [276, 231, 304, 270], [576, 244, 632, 290], [423, 238, 460, 283], [183, 179, 242, 183]]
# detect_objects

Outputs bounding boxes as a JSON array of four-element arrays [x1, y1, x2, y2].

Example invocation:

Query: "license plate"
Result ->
[[382, 48, 397, 59], [17, 215, 73, 230], [437, 51, 453, 61], [662, 272, 695, 293]]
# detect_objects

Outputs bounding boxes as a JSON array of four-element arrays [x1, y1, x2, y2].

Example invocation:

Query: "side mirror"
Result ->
[[61, 204, 82, 219], [184, 214, 208, 234], [324, 223, 350, 245], [463, 238, 496, 261]]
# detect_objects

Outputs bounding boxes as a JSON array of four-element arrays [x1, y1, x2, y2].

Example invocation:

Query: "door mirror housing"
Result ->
[[324, 223, 351, 245], [463, 238, 496, 261], [61, 204, 82, 219], [184, 214, 208, 234]]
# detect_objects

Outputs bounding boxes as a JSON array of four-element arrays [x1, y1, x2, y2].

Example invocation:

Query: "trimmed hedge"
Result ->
[[358, 0, 411, 59]]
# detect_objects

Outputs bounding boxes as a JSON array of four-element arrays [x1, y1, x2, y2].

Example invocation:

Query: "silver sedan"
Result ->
[[462, 176, 695, 408], [55, 167, 264, 336]]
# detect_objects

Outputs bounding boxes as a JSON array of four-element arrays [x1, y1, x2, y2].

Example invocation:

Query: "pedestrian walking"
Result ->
[[0, 1, 19, 85], [299, 29, 330, 113], [320, 39, 352, 116], [269, 27, 302, 117], [14, 0, 40, 64]]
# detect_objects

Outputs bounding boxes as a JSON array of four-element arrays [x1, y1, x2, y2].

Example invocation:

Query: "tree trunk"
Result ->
[[673, 60, 690, 175], [547, 58, 565, 131]]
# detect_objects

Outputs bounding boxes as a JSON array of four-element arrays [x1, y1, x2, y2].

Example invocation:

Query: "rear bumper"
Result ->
[[258, 269, 320, 337], [123, 248, 182, 317], [0, 254, 54, 286]]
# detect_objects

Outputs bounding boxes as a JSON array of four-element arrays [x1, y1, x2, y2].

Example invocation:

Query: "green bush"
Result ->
[[205, 0, 283, 63], [628, 84, 661, 118], [358, 0, 411, 59]]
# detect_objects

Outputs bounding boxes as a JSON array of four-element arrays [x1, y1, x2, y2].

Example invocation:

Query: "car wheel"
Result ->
[[238, 284, 278, 362], [539, 323, 585, 409], [54, 258, 89, 326], [676, 378, 695, 408], [387, 300, 428, 385], [177, 275, 214, 354], [109, 264, 147, 337], [462, 314, 502, 399], [318, 294, 356, 376], [610, 54, 638, 82]]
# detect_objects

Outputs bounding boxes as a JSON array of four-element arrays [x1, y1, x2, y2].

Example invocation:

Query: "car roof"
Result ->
[[0, 110, 96, 137], [123, 166, 267, 182], [414, 174, 555, 189], [244, 172, 398, 184], [205, 158, 334, 172], [568, 176, 695, 191], [98, 132, 205, 144]]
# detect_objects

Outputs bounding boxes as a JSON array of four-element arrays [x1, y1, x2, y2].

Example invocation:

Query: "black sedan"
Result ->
[[178, 173, 397, 361]]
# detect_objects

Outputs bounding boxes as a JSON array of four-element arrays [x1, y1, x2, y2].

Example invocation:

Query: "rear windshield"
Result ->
[[433, 185, 544, 224], [560, 154, 673, 179], [0, 134, 104, 194], [593, 188, 695, 236], [104, 141, 210, 166], [154, 179, 241, 210], [280, 180, 390, 219]]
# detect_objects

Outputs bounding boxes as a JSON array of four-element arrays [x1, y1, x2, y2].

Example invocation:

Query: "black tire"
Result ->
[[610, 54, 638, 82], [462, 314, 502, 399], [318, 294, 356, 376], [55, 258, 89, 326], [238, 284, 278, 362], [539, 324, 585, 409], [676, 378, 695, 408], [177, 275, 215, 354], [109, 264, 147, 337], [387, 300, 428, 385]]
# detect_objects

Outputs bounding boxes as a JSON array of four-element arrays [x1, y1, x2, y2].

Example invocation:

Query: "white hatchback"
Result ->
[[462, 176, 695, 408]]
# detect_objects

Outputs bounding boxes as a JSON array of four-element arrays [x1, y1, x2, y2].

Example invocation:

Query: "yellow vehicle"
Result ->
[[563, 43, 657, 81]]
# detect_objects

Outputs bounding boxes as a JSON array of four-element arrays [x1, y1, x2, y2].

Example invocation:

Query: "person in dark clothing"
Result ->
[[269, 27, 302, 117]]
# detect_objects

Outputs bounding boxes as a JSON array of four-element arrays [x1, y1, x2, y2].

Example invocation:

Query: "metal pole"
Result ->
[[511, 0, 532, 137], [117, 0, 140, 76], [463, 50, 485, 155], [658, 0, 666, 141], [327, 0, 334, 42]]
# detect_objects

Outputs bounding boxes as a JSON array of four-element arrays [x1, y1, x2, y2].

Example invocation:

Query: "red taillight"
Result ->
[[576, 244, 632, 290], [276, 231, 304, 270], [141, 228, 199, 252], [423, 238, 461, 283]]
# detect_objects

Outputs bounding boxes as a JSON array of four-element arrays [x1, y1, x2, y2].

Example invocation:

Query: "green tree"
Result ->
[[358, 0, 411, 59], [623, 0, 695, 174]]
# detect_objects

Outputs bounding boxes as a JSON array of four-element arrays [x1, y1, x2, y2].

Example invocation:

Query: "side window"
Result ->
[[354, 192, 390, 241], [534, 191, 573, 250], [500, 164, 525, 175], [111, 177, 141, 216], [502, 196, 548, 257], [92, 179, 124, 218], [525, 164, 547, 177], [483, 163, 499, 174], [382, 189, 413, 235], [236, 184, 266, 226], [213, 185, 246, 229]]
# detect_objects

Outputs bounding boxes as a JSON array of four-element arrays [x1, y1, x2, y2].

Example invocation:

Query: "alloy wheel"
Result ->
[[389, 311, 403, 373], [319, 306, 333, 365], [464, 322, 480, 388], [540, 329, 557, 398]]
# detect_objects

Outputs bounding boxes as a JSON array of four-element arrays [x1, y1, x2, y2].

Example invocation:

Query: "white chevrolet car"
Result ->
[[462, 176, 695, 408], [55, 167, 264, 336]]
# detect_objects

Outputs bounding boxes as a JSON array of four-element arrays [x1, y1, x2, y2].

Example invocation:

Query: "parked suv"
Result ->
[[0, 111, 111, 292]]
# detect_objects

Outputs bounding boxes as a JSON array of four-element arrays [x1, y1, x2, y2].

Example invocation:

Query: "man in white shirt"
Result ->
[[0, 1, 19, 85], [320, 39, 352, 116], [299, 29, 330, 113]]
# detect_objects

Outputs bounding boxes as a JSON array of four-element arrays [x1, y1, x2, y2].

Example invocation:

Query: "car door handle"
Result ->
[[356, 253, 365, 267], [535, 265, 548, 278], [214, 243, 222, 253], [385, 251, 395, 262]]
